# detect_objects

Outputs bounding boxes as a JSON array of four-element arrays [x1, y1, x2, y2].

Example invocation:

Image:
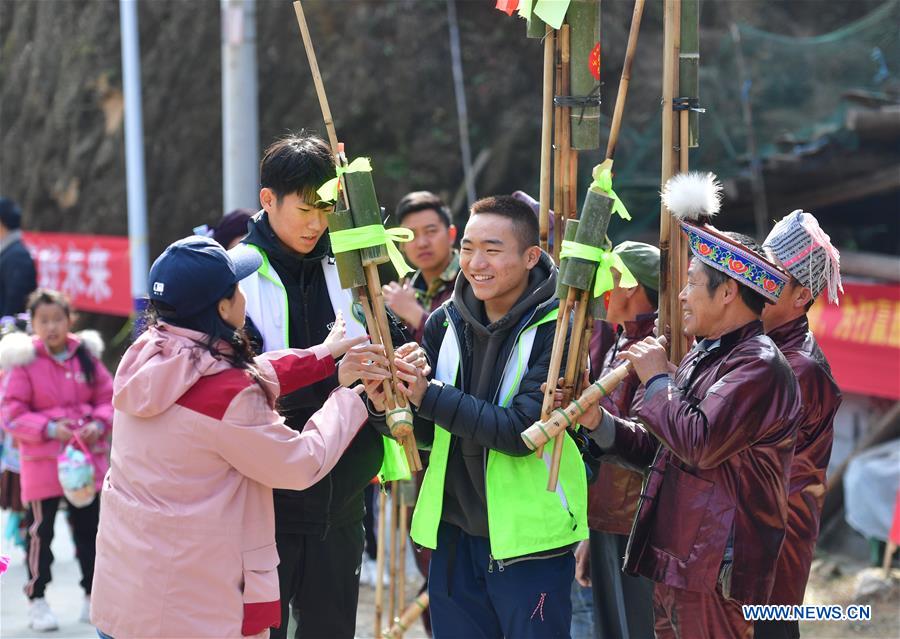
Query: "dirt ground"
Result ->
[[799, 555, 900, 638]]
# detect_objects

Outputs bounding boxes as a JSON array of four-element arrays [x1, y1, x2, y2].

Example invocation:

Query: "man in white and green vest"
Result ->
[[382, 195, 588, 638]]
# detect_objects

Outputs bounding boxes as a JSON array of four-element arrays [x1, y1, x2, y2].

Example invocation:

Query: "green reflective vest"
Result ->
[[410, 307, 588, 559]]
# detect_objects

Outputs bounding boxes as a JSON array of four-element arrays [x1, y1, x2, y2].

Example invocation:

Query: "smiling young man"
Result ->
[[755, 210, 843, 639], [235, 133, 402, 639], [383, 191, 459, 344], [380, 195, 587, 638], [580, 174, 802, 639]]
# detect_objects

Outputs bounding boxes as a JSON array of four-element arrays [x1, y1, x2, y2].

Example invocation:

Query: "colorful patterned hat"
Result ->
[[661, 172, 789, 303], [763, 210, 842, 304]]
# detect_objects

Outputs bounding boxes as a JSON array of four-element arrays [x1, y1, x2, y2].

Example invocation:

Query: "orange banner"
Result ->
[[808, 281, 900, 400]]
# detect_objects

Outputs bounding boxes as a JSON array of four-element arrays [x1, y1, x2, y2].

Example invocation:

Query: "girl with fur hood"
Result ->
[[0, 288, 114, 631], [89, 236, 391, 639]]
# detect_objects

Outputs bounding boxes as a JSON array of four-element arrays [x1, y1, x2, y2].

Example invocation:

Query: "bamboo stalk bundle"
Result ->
[[522, 335, 668, 450], [292, 0, 421, 472]]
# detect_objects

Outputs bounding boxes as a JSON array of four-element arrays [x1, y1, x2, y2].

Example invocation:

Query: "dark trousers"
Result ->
[[24, 494, 99, 599], [755, 620, 801, 639], [589, 530, 654, 639], [429, 522, 575, 639], [270, 521, 365, 639]]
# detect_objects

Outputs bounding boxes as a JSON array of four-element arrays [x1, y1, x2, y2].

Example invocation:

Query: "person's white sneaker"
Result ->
[[28, 597, 59, 632], [79, 595, 91, 624]]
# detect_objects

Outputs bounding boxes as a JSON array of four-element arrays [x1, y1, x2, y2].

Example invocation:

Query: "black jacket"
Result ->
[[242, 213, 405, 536], [411, 252, 563, 538], [0, 231, 37, 318]]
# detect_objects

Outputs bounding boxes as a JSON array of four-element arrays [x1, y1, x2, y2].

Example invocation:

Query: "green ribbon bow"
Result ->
[[329, 224, 414, 278], [316, 157, 373, 204], [591, 167, 632, 221], [559, 240, 638, 297]]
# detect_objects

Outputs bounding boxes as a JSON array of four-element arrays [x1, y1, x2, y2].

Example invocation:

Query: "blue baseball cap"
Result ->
[[148, 236, 261, 318]]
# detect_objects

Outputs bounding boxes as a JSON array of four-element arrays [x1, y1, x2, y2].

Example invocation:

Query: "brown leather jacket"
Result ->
[[767, 315, 841, 605], [608, 321, 800, 605], [588, 313, 656, 535]]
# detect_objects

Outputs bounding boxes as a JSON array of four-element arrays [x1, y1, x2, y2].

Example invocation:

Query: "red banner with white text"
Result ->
[[22, 232, 132, 317], [807, 280, 900, 400]]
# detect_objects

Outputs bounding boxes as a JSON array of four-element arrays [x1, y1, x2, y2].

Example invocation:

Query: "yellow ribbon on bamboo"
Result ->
[[591, 166, 632, 221], [559, 240, 638, 297], [316, 157, 373, 204], [329, 224, 414, 278]]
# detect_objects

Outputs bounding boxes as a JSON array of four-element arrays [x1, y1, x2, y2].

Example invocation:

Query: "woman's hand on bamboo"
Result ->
[[337, 343, 391, 388], [361, 378, 388, 413]]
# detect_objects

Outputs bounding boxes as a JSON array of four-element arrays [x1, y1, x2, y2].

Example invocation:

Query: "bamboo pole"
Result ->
[[659, 0, 691, 363], [374, 486, 388, 638], [388, 482, 400, 626], [396, 488, 408, 638], [553, 25, 572, 263], [535, 290, 576, 458], [539, 26, 556, 253], [606, 0, 645, 161], [547, 287, 590, 491], [522, 336, 668, 449]]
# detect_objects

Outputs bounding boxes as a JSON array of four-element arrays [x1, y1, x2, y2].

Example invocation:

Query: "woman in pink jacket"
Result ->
[[0, 288, 115, 631], [89, 236, 390, 639]]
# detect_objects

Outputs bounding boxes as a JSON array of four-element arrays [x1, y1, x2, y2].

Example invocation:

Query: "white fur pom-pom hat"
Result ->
[[661, 172, 788, 303]]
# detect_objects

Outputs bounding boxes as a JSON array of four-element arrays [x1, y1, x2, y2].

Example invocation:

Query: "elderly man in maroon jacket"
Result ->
[[581, 173, 801, 639], [755, 210, 843, 639]]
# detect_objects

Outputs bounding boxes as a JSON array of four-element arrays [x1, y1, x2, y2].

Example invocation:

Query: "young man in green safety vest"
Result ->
[[374, 195, 588, 638]]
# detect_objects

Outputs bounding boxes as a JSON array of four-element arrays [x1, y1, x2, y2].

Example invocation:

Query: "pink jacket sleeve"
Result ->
[[253, 345, 336, 403], [213, 385, 366, 490], [88, 358, 115, 431], [0, 366, 58, 444]]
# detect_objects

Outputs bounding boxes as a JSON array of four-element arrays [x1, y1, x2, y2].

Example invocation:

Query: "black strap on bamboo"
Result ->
[[673, 96, 706, 113]]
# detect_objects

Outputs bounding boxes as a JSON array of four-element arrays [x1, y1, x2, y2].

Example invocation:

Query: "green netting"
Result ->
[[608, 0, 900, 241]]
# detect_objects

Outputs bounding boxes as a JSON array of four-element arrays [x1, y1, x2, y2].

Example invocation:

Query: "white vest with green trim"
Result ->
[[409, 305, 588, 560], [239, 246, 365, 351]]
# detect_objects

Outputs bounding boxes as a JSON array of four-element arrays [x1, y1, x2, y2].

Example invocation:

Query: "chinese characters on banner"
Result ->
[[808, 281, 900, 400], [22, 232, 132, 317]]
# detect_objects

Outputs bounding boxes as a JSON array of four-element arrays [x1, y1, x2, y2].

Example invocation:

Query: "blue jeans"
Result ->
[[570, 578, 596, 638], [429, 522, 575, 639]]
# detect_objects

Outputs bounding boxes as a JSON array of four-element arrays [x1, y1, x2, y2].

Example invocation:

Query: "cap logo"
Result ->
[[152, 282, 165, 295]]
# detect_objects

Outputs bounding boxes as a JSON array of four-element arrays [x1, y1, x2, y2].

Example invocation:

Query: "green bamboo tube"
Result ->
[[561, 187, 614, 290], [556, 219, 580, 299], [527, 12, 547, 39], [344, 170, 389, 266], [327, 208, 367, 289], [680, 0, 700, 148], [567, 0, 601, 150]]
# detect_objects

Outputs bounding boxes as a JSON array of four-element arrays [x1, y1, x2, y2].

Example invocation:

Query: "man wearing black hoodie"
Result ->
[[236, 134, 408, 639], [383, 196, 588, 638]]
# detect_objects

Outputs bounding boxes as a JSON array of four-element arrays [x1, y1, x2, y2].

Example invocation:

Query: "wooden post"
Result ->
[[539, 26, 556, 253]]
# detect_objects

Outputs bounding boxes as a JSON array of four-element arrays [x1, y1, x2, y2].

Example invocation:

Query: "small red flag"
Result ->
[[495, 0, 520, 16], [589, 41, 601, 81]]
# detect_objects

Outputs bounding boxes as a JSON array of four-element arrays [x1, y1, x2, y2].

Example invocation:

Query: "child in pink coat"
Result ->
[[0, 289, 114, 631], [89, 236, 391, 639]]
